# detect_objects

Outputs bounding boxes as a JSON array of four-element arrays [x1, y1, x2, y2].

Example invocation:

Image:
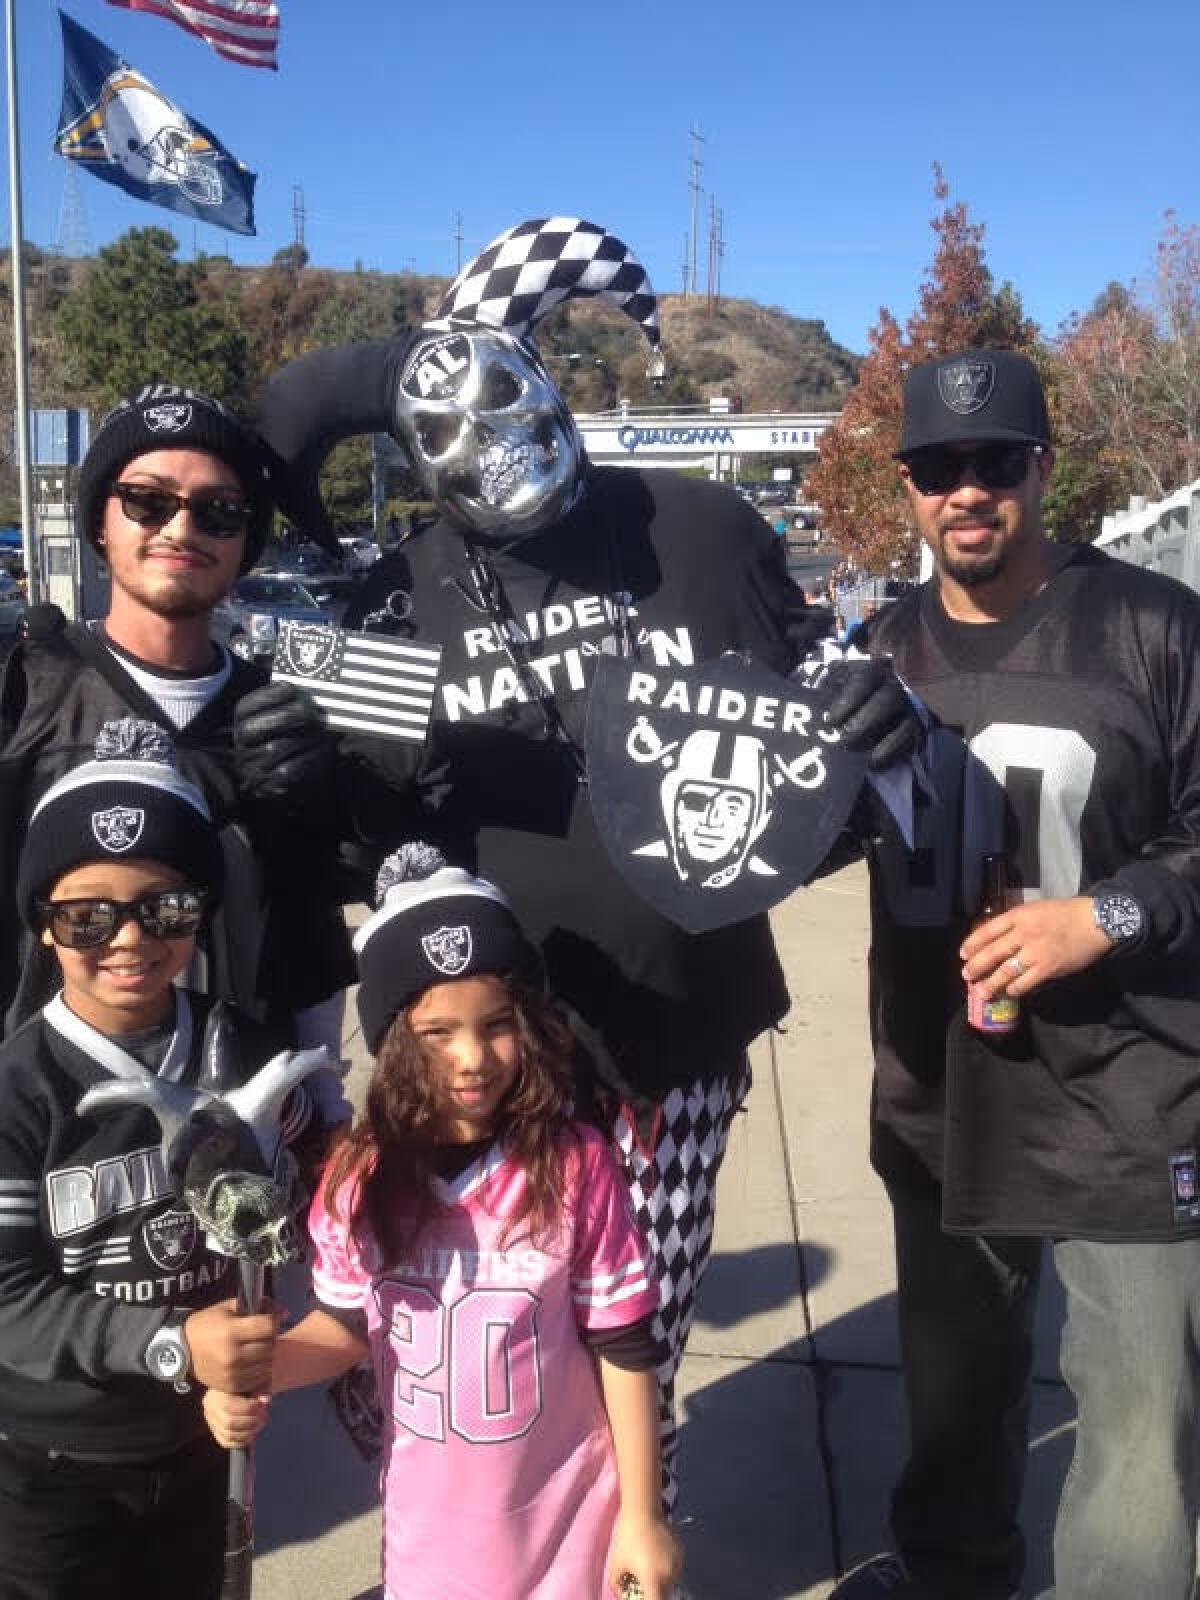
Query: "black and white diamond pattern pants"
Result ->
[[611, 1059, 751, 1513]]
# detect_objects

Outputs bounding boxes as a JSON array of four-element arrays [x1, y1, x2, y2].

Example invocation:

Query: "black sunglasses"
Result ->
[[36, 888, 210, 950], [904, 443, 1040, 497], [109, 481, 252, 539]]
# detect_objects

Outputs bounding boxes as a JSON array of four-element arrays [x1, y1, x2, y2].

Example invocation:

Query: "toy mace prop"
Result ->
[[79, 1005, 332, 1599]]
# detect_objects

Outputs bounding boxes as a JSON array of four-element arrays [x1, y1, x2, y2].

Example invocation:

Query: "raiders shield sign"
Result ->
[[585, 655, 868, 933]]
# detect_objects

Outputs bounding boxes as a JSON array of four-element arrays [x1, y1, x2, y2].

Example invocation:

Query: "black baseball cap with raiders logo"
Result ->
[[896, 350, 1051, 457]]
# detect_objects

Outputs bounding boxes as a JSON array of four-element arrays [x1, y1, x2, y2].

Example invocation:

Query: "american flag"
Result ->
[[105, 0, 280, 69], [272, 622, 442, 744]]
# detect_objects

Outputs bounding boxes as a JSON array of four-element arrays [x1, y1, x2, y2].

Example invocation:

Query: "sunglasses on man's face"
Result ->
[[108, 481, 251, 539], [903, 443, 1040, 497], [36, 888, 209, 950]]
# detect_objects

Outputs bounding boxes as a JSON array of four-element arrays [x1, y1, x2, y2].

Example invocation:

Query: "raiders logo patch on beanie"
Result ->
[[76, 384, 275, 573], [17, 718, 222, 927], [353, 843, 541, 1052]]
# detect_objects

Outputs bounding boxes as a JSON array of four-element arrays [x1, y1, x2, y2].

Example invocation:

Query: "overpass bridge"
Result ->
[[575, 406, 840, 478]]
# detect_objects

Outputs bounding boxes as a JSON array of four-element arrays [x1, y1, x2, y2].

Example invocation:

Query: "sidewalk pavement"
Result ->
[[253, 860, 1073, 1599]]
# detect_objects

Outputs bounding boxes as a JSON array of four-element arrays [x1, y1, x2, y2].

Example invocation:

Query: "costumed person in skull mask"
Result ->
[[0, 385, 355, 1068], [257, 216, 919, 1509]]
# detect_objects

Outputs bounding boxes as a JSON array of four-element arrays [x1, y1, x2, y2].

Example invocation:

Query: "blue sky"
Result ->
[[6, 0, 1200, 355]]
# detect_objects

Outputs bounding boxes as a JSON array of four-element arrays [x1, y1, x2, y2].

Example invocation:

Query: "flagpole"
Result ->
[[5, 0, 38, 604]]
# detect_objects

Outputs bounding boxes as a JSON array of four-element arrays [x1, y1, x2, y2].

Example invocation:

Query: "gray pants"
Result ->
[[1045, 1236, 1200, 1600]]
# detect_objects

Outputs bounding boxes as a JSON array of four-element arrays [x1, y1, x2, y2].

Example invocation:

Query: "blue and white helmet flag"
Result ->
[[55, 10, 257, 237], [435, 217, 660, 349]]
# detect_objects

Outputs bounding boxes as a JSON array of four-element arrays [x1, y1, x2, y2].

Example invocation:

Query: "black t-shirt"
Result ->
[[344, 467, 812, 1100], [863, 545, 1200, 1239]]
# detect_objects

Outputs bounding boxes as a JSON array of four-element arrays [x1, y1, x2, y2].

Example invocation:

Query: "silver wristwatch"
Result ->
[[1091, 889, 1145, 948], [144, 1313, 193, 1393]]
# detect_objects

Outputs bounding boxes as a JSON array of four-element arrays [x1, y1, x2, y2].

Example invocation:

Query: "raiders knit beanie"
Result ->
[[76, 385, 275, 573], [354, 843, 541, 1053], [18, 718, 223, 928]]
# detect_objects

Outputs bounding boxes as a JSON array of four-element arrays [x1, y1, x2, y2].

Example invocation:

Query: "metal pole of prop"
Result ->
[[222, 1257, 266, 1600], [4, 0, 38, 603]]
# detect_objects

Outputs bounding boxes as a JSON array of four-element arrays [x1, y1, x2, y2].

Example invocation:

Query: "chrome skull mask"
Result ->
[[392, 326, 584, 536]]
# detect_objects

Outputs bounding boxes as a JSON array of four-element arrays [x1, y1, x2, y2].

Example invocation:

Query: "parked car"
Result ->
[[338, 535, 381, 572], [211, 574, 336, 660], [0, 570, 26, 633], [256, 541, 353, 605]]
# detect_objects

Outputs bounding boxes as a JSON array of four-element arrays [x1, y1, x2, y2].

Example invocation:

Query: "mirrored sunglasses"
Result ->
[[109, 481, 252, 539], [36, 888, 210, 950], [904, 443, 1040, 497]]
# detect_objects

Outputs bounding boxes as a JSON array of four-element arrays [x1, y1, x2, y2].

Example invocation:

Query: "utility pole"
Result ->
[[454, 212, 464, 273], [681, 233, 690, 295], [706, 195, 717, 315], [687, 123, 705, 297], [55, 161, 88, 260], [291, 185, 306, 253]]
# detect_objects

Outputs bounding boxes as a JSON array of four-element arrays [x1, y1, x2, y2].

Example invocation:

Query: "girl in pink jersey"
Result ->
[[203, 844, 681, 1600]]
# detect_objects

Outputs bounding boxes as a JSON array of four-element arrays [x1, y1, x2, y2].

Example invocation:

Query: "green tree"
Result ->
[[806, 168, 1040, 573], [56, 228, 248, 412]]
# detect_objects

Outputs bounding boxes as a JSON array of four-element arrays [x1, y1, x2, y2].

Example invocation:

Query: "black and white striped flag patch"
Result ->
[[271, 621, 441, 743]]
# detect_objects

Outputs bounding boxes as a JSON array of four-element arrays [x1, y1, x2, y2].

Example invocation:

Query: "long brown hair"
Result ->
[[322, 980, 576, 1263]]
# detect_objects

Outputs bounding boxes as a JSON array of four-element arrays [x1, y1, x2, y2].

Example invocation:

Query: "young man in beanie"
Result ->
[[0, 384, 354, 1053], [0, 718, 316, 1599], [831, 350, 1200, 1599]]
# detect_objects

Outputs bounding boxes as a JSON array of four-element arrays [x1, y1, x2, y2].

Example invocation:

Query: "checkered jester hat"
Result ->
[[433, 217, 661, 351]]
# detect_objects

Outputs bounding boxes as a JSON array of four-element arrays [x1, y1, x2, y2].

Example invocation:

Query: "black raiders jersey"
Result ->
[[0, 991, 316, 1458], [863, 544, 1200, 1239]]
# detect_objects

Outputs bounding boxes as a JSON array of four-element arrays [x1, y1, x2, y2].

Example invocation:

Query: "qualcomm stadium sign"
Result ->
[[578, 410, 837, 467]]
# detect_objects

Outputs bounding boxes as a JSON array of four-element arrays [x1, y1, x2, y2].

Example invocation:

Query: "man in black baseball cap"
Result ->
[[832, 348, 1200, 1600], [893, 349, 1055, 608]]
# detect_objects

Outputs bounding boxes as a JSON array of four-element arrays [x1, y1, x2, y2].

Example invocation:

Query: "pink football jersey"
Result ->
[[310, 1123, 658, 1599]]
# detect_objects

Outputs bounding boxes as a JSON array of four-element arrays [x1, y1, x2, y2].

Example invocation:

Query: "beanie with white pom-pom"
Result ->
[[353, 842, 540, 1052], [18, 717, 221, 926]]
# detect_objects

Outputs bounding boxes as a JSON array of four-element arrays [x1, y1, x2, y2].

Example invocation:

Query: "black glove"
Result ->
[[823, 657, 921, 771], [232, 681, 336, 808]]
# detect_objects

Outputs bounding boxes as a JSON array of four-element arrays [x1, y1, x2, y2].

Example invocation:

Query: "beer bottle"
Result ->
[[967, 853, 1020, 1034]]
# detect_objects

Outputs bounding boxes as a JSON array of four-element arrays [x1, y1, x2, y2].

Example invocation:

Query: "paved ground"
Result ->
[[252, 860, 1074, 1599]]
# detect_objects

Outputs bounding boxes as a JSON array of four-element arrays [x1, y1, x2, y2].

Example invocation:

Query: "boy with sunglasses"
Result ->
[[0, 384, 354, 1057], [833, 351, 1200, 1599], [0, 716, 344, 1599]]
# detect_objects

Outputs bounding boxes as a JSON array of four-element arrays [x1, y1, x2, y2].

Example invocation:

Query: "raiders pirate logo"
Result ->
[[92, 805, 145, 853], [143, 1206, 197, 1271], [277, 622, 338, 677], [422, 925, 473, 975], [937, 358, 995, 415], [585, 655, 868, 933], [142, 402, 192, 433]]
